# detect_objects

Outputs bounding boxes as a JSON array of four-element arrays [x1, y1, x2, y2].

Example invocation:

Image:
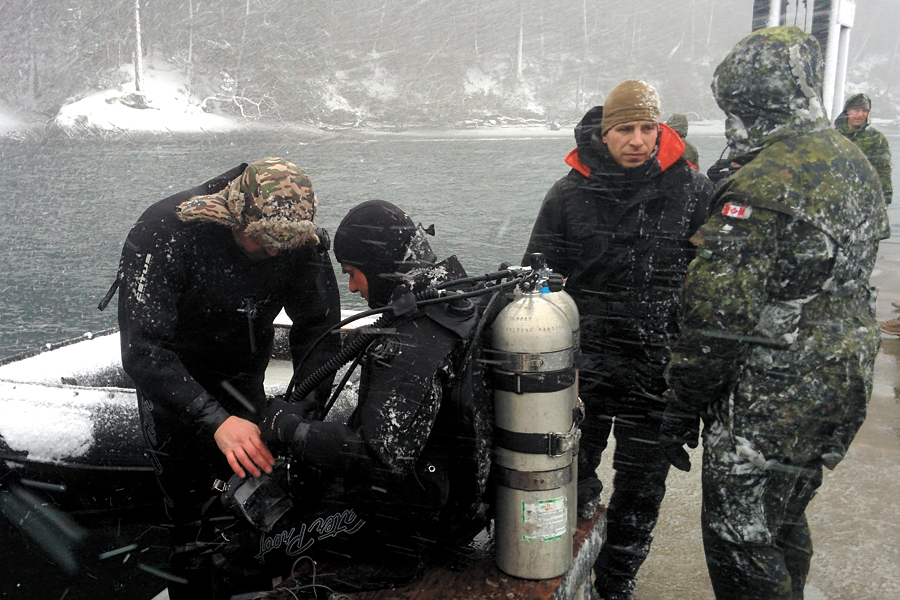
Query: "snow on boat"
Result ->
[[0, 310, 372, 513], [0, 330, 145, 474]]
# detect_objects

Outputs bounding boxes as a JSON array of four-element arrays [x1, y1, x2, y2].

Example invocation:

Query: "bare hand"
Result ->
[[214, 416, 275, 478]]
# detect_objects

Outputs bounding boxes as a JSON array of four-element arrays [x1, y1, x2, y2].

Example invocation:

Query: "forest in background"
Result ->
[[1, 0, 898, 129]]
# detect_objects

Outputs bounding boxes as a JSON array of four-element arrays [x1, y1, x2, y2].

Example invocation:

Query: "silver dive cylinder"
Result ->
[[541, 285, 582, 539], [491, 256, 578, 579]]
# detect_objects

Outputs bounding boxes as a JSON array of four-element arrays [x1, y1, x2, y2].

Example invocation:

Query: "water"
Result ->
[[0, 132, 578, 359], [3, 130, 898, 360]]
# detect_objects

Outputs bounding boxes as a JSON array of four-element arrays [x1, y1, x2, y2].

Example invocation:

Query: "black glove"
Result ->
[[260, 398, 310, 447], [658, 401, 701, 472]]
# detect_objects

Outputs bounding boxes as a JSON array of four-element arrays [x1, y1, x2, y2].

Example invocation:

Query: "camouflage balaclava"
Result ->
[[175, 157, 319, 253], [712, 26, 830, 159], [333, 200, 437, 309]]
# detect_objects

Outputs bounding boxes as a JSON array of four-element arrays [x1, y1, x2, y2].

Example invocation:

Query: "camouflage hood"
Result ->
[[834, 93, 872, 133], [712, 27, 830, 159], [175, 157, 319, 253]]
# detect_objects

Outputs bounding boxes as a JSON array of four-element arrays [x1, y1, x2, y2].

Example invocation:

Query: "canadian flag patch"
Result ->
[[722, 203, 752, 219]]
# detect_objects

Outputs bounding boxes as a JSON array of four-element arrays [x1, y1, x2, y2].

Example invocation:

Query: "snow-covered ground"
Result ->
[[51, 57, 243, 135], [0, 105, 28, 136]]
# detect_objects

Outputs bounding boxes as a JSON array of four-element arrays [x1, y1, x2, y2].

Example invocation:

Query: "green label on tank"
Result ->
[[521, 496, 567, 542]]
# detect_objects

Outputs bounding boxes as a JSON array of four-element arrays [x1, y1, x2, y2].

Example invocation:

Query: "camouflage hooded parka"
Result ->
[[664, 27, 889, 599], [834, 93, 893, 203]]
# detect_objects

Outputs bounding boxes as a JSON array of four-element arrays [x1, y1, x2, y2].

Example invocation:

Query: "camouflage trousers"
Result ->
[[700, 419, 824, 600]]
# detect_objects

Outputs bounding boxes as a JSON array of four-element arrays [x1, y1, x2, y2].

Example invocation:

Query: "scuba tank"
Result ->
[[540, 281, 582, 542], [490, 254, 578, 579]]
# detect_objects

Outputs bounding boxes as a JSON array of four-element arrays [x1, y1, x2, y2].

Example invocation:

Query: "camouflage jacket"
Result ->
[[683, 139, 700, 170], [835, 116, 893, 204], [667, 113, 700, 169], [665, 128, 889, 465]]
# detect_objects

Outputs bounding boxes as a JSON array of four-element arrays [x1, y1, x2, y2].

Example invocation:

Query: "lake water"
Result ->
[[2, 130, 897, 360]]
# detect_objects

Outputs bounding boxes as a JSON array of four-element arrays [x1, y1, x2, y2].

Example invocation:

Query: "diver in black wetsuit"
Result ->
[[218, 201, 494, 592]]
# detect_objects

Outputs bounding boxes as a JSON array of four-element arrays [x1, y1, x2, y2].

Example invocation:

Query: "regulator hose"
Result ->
[[285, 270, 528, 408], [287, 310, 394, 404], [287, 287, 442, 404]]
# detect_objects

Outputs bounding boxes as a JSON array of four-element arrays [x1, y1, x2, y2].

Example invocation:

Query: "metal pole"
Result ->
[[752, 0, 772, 31], [832, 23, 853, 118], [768, 0, 783, 27], [821, 0, 855, 120]]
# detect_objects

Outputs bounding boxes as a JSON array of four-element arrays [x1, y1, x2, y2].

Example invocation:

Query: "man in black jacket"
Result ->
[[249, 200, 492, 581], [523, 80, 713, 600], [117, 157, 341, 598]]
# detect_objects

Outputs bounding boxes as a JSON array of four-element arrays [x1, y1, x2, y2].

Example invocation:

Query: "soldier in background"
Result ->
[[661, 27, 888, 600], [834, 93, 893, 204], [666, 113, 700, 169], [836, 94, 900, 335]]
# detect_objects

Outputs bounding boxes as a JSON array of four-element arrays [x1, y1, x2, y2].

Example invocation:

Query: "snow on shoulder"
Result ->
[[53, 56, 243, 135]]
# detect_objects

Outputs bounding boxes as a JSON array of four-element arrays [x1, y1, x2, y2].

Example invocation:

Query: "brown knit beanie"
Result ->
[[600, 80, 661, 135]]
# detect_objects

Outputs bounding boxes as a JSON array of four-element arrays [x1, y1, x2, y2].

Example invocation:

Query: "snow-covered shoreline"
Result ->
[[0, 56, 735, 142], [3, 57, 894, 143]]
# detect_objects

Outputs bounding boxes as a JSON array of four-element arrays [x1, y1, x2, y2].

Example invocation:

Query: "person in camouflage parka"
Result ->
[[661, 27, 889, 600], [835, 93, 893, 203], [666, 113, 700, 169]]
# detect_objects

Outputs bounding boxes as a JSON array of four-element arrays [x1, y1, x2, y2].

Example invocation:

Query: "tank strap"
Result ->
[[493, 463, 573, 491], [490, 368, 576, 394], [495, 419, 581, 458]]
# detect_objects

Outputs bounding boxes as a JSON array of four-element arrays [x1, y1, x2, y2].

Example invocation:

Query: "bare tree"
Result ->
[[576, 0, 588, 110], [186, 0, 194, 94], [133, 0, 144, 92], [516, 0, 524, 82], [26, 0, 39, 99]]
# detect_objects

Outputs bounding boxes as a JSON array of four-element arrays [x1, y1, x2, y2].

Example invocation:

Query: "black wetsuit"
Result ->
[[116, 165, 340, 597], [230, 259, 493, 584]]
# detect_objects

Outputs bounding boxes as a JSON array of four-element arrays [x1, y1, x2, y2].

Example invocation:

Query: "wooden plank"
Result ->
[[263, 506, 605, 600]]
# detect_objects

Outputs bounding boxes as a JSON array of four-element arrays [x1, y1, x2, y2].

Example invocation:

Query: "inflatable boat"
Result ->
[[0, 311, 370, 514]]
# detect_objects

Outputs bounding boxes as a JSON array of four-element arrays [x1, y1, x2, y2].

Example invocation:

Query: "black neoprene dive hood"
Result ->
[[333, 200, 437, 308]]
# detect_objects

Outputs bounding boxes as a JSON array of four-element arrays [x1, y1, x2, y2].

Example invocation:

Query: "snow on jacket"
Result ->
[[118, 164, 341, 433], [666, 26, 890, 467], [523, 105, 714, 389]]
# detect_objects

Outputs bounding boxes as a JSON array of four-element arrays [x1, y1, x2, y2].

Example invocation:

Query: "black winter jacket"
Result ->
[[524, 107, 714, 389], [118, 164, 341, 433]]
